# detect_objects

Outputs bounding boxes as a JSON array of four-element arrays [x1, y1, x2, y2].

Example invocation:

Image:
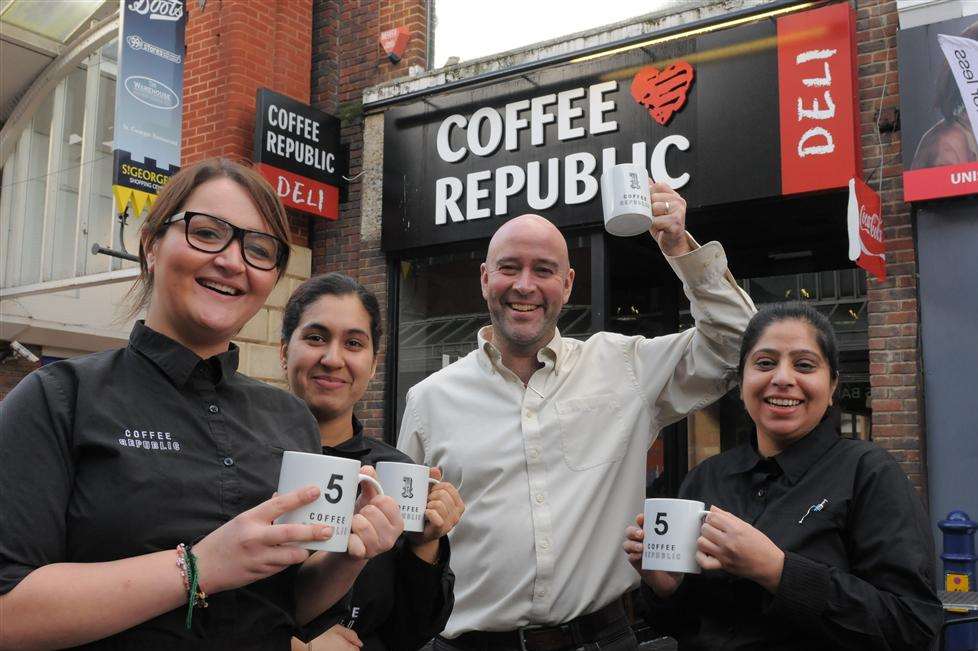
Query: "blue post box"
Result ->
[[940, 510, 977, 651]]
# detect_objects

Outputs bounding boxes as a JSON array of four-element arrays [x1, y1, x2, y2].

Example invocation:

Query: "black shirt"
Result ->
[[0, 322, 322, 650], [304, 417, 455, 650], [642, 418, 943, 651]]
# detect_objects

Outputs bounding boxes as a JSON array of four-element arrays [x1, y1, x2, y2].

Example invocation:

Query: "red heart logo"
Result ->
[[630, 62, 695, 126]]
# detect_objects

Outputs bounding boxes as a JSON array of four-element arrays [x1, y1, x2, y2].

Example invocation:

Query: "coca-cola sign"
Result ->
[[847, 177, 885, 280], [127, 0, 184, 22]]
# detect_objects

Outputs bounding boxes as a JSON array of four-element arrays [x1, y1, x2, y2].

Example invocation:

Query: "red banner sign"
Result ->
[[777, 3, 860, 195], [904, 163, 978, 202], [847, 177, 886, 281], [257, 163, 339, 220]]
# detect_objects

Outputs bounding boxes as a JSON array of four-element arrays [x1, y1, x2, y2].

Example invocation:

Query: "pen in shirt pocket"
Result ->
[[798, 498, 829, 524]]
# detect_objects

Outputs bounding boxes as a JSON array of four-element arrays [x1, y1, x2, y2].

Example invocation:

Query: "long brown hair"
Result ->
[[127, 158, 292, 316]]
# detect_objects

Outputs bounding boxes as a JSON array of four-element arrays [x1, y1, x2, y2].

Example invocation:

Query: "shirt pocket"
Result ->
[[555, 393, 628, 470]]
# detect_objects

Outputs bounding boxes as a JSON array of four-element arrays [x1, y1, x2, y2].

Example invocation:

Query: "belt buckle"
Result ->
[[516, 627, 534, 651]]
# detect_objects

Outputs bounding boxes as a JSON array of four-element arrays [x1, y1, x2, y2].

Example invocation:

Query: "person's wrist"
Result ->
[[189, 538, 221, 595], [409, 536, 441, 564], [753, 547, 785, 593], [660, 232, 691, 257]]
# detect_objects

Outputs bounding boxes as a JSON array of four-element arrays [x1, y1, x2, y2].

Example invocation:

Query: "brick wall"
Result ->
[[855, 0, 926, 495], [310, 0, 428, 439], [182, 0, 313, 246], [180, 0, 319, 374]]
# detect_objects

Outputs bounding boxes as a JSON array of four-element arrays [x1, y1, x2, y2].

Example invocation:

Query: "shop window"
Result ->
[[0, 39, 120, 289], [82, 69, 117, 276], [2, 93, 54, 287], [49, 68, 87, 282], [393, 236, 591, 435]]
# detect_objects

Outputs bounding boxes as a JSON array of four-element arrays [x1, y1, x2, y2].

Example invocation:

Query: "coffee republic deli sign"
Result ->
[[254, 89, 342, 219], [381, 3, 859, 251]]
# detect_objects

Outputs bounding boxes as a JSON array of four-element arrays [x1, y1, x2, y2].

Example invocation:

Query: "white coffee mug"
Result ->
[[376, 461, 440, 533], [275, 452, 384, 552], [642, 498, 710, 573], [600, 163, 653, 237]]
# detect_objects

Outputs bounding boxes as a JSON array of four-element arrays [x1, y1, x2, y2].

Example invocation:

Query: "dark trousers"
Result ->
[[431, 620, 638, 651]]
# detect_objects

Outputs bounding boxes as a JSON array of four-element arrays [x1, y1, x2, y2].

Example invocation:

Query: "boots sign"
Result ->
[[380, 3, 859, 251], [254, 89, 342, 219]]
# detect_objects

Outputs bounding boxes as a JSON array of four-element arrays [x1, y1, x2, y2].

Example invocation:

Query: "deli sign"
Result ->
[[381, 4, 859, 251], [254, 89, 342, 219]]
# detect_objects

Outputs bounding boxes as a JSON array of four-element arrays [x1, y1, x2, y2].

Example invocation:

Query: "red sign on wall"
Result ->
[[847, 177, 886, 281], [777, 3, 860, 195], [257, 163, 340, 220]]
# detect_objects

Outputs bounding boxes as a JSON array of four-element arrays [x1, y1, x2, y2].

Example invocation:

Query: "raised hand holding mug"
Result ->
[[376, 461, 439, 533], [275, 452, 385, 552], [642, 498, 710, 573]]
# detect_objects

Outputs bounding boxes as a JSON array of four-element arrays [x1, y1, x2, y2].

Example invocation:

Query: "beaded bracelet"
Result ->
[[176, 543, 208, 628]]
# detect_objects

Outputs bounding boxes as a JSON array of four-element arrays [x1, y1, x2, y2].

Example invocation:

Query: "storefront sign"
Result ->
[[899, 16, 978, 202], [777, 3, 860, 195], [253, 89, 342, 219], [112, 0, 186, 215], [381, 3, 859, 251], [847, 177, 885, 281]]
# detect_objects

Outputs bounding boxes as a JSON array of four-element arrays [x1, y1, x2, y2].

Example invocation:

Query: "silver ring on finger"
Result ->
[[664, 201, 670, 214]]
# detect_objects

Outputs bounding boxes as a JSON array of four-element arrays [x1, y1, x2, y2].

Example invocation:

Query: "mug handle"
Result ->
[[358, 473, 385, 495], [427, 477, 440, 487]]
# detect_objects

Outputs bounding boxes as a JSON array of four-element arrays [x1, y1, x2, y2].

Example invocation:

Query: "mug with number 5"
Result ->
[[642, 498, 709, 573], [275, 452, 384, 552]]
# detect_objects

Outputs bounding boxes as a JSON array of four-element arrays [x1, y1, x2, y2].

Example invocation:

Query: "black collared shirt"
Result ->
[[303, 417, 455, 650], [0, 322, 321, 650], [642, 419, 943, 650]]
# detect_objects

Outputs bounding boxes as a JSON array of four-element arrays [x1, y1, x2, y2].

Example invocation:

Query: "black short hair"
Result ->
[[737, 302, 839, 381], [281, 272, 383, 356]]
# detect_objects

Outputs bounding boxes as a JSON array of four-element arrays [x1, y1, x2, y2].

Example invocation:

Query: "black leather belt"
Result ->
[[442, 600, 629, 651]]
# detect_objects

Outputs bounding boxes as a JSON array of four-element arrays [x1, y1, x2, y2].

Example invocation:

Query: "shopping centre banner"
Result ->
[[112, 0, 186, 216], [898, 16, 978, 202], [253, 89, 342, 219], [381, 3, 860, 251]]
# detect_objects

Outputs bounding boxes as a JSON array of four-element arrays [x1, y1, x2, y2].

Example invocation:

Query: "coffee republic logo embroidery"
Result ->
[[630, 61, 695, 126], [401, 476, 415, 499], [118, 428, 182, 452]]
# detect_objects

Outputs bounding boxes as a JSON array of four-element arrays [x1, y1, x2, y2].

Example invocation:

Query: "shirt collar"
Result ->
[[128, 320, 239, 388], [725, 417, 839, 485], [477, 326, 564, 375], [321, 416, 371, 459]]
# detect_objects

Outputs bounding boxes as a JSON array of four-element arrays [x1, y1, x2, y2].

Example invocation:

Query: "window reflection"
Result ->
[[50, 68, 87, 281]]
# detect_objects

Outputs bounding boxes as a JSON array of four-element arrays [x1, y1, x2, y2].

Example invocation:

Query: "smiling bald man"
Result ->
[[398, 182, 757, 651]]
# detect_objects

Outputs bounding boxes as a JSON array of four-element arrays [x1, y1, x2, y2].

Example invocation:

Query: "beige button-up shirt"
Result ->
[[397, 240, 756, 638]]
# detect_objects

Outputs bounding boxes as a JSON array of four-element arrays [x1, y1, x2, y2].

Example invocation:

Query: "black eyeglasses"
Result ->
[[163, 211, 287, 271]]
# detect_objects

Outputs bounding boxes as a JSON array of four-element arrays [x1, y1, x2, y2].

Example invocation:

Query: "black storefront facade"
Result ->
[[364, 1, 885, 496]]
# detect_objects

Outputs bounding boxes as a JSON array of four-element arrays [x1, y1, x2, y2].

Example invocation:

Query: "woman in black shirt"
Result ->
[[623, 303, 943, 650], [0, 159, 402, 649], [280, 273, 461, 651]]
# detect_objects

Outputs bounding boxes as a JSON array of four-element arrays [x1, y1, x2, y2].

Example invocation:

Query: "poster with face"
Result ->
[[898, 15, 978, 202]]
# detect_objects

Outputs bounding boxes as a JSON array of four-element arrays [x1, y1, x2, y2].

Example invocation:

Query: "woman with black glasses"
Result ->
[[0, 158, 403, 650]]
